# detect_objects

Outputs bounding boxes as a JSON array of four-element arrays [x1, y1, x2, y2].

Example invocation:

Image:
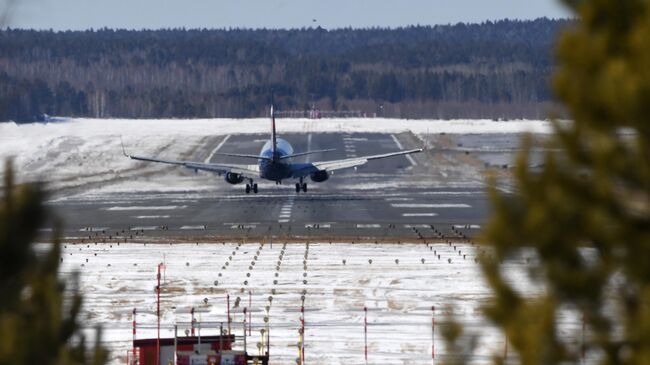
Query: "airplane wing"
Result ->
[[290, 148, 422, 178], [125, 153, 259, 178]]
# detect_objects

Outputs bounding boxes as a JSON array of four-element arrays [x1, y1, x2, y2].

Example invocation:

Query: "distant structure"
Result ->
[[128, 318, 269, 365]]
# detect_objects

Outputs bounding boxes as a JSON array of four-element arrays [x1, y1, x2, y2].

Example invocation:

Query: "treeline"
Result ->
[[0, 18, 569, 121]]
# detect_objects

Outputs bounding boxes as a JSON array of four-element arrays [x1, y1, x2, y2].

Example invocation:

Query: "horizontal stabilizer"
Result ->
[[279, 149, 336, 160], [211, 152, 273, 161]]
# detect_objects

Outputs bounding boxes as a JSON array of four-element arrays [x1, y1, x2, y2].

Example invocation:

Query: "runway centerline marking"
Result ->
[[278, 196, 295, 223], [391, 134, 417, 166], [306, 133, 313, 162], [134, 215, 171, 219], [204, 135, 231, 163], [391, 203, 471, 208]]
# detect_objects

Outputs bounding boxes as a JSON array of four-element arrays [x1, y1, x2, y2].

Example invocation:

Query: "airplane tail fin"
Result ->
[[270, 104, 277, 160]]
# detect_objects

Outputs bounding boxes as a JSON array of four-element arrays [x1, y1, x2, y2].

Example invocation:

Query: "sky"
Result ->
[[6, 0, 571, 30]]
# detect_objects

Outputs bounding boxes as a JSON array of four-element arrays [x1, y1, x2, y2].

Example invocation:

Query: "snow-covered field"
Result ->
[[0, 118, 552, 189], [58, 241, 495, 364], [46, 241, 583, 365]]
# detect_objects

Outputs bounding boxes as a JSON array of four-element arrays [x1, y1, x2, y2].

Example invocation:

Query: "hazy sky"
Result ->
[[7, 0, 571, 30]]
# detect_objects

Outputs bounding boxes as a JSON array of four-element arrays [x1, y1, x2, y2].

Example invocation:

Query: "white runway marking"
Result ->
[[130, 226, 158, 231], [105, 205, 187, 211], [385, 197, 413, 201], [180, 225, 206, 230], [79, 227, 108, 232], [402, 213, 438, 217], [421, 191, 477, 195], [356, 224, 381, 228], [391, 134, 417, 166], [306, 133, 313, 161], [403, 224, 431, 228], [392, 203, 471, 208], [453, 224, 482, 229], [278, 196, 295, 223], [305, 223, 331, 229], [204, 134, 231, 163], [134, 215, 171, 219], [229, 224, 256, 229]]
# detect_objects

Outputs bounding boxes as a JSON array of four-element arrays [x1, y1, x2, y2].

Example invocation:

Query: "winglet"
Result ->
[[120, 136, 130, 158]]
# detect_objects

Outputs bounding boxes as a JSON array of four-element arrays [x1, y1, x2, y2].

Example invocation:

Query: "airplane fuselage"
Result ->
[[259, 138, 294, 182]]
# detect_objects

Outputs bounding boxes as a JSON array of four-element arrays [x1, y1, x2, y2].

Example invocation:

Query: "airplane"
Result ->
[[122, 105, 422, 194]]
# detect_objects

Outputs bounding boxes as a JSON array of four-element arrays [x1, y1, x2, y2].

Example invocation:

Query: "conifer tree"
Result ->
[[0, 160, 108, 365], [475, 0, 650, 364]]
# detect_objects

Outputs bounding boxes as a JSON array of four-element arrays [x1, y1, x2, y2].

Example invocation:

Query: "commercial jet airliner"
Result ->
[[122, 105, 422, 193]]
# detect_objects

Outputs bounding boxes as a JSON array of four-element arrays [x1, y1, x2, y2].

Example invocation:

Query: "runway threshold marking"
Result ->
[[391, 134, 417, 166], [204, 135, 231, 163]]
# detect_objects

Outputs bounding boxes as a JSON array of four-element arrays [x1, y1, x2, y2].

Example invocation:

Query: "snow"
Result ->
[[0, 117, 552, 192], [43, 240, 512, 364], [41, 241, 583, 365]]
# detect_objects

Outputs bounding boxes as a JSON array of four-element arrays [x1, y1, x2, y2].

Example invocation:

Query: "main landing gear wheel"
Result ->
[[296, 182, 307, 193], [245, 182, 258, 194]]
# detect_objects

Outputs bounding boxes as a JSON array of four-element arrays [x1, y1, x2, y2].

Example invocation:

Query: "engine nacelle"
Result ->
[[310, 170, 329, 183], [224, 172, 245, 185]]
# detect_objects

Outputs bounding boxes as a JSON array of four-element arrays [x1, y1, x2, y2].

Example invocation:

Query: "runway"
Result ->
[[43, 131, 520, 242]]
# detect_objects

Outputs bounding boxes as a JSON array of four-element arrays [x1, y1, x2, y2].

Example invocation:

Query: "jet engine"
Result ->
[[309, 170, 329, 182], [224, 172, 245, 184]]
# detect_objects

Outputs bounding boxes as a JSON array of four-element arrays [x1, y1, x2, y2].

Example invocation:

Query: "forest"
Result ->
[[0, 18, 569, 121]]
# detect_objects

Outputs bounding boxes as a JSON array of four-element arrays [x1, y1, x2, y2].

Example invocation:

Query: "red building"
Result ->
[[129, 334, 268, 365]]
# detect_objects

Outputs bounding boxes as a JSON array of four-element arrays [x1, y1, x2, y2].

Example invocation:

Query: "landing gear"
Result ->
[[295, 178, 307, 193], [245, 180, 258, 194]]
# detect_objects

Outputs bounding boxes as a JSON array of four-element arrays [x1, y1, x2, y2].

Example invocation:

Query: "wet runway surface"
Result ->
[[45, 132, 513, 242]]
